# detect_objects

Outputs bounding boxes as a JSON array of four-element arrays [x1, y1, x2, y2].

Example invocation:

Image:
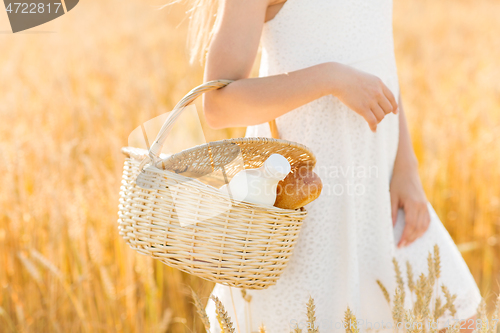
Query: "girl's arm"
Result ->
[[390, 93, 431, 248], [393, 93, 419, 171], [203, 0, 398, 131]]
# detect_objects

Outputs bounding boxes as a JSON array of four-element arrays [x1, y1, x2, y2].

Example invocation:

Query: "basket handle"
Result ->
[[141, 79, 280, 169]]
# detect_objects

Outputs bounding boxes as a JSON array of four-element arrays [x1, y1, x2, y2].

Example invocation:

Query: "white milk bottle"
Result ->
[[219, 153, 291, 206]]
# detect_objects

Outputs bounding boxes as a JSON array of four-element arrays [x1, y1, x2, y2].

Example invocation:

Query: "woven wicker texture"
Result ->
[[118, 80, 317, 289]]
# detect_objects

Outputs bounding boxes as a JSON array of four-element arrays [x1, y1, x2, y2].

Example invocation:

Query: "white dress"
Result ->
[[206, 0, 482, 332]]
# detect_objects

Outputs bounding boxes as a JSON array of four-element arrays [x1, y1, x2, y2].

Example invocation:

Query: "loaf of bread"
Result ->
[[274, 166, 322, 210]]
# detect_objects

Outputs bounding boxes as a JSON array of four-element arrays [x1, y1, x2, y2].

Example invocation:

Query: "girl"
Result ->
[[178, 0, 482, 331]]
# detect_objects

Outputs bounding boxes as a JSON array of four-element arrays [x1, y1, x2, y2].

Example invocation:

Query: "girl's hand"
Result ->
[[329, 62, 399, 132], [390, 164, 431, 248]]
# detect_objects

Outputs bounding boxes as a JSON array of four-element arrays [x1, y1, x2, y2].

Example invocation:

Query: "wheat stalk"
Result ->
[[210, 295, 235, 333], [448, 320, 461, 333], [427, 252, 436, 287], [30, 249, 63, 279], [393, 287, 405, 326], [377, 279, 391, 304], [430, 247, 444, 322], [422, 256, 434, 323], [404, 309, 424, 333], [240, 289, 252, 303], [405, 309, 416, 333], [415, 313, 425, 333], [407, 261, 416, 294], [433, 244, 441, 315], [99, 266, 116, 301], [414, 273, 427, 318], [240, 289, 252, 333], [441, 285, 457, 317], [191, 288, 211, 333], [393, 258, 406, 308], [428, 314, 438, 333], [344, 306, 359, 333], [476, 298, 490, 333], [17, 252, 42, 284], [488, 294, 500, 333], [157, 308, 173, 333], [477, 297, 486, 319], [433, 245, 441, 280], [415, 269, 438, 330], [228, 287, 241, 333], [294, 326, 303, 333], [307, 297, 319, 333], [433, 297, 445, 320]]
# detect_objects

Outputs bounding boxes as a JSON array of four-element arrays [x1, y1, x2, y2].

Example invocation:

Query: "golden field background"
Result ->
[[0, 0, 499, 332]]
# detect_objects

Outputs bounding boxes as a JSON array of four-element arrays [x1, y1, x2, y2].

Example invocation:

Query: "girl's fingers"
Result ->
[[419, 205, 431, 236], [378, 95, 394, 115], [391, 193, 399, 227], [399, 205, 418, 247], [405, 204, 431, 246], [407, 219, 422, 245], [364, 111, 378, 132], [381, 84, 398, 114], [411, 215, 426, 244], [398, 223, 414, 248], [371, 104, 385, 123]]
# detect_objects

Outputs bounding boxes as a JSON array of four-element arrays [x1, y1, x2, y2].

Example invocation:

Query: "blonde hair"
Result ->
[[166, 0, 222, 65]]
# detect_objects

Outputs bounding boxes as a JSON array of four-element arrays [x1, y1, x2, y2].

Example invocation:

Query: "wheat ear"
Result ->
[[393, 257, 406, 306], [376, 279, 391, 304], [414, 273, 427, 318], [405, 309, 416, 333], [476, 298, 490, 333], [428, 313, 438, 333], [241, 289, 252, 303], [241, 289, 252, 333], [393, 287, 405, 326], [404, 309, 425, 333], [306, 297, 319, 333], [158, 308, 173, 333], [190, 288, 211, 333], [448, 320, 461, 333], [433, 244, 441, 314], [344, 306, 359, 333], [477, 297, 486, 319], [427, 252, 436, 287], [259, 323, 267, 333], [210, 295, 235, 333], [407, 261, 416, 294], [433, 244, 441, 280], [441, 285, 457, 317], [433, 296, 445, 320], [423, 254, 435, 322], [414, 313, 425, 333], [294, 326, 303, 333], [489, 293, 500, 333]]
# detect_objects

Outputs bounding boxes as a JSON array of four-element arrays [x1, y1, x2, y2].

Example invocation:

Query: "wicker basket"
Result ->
[[118, 80, 317, 289]]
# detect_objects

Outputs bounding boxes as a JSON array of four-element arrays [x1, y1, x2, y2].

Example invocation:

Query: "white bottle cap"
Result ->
[[264, 153, 291, 180]]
